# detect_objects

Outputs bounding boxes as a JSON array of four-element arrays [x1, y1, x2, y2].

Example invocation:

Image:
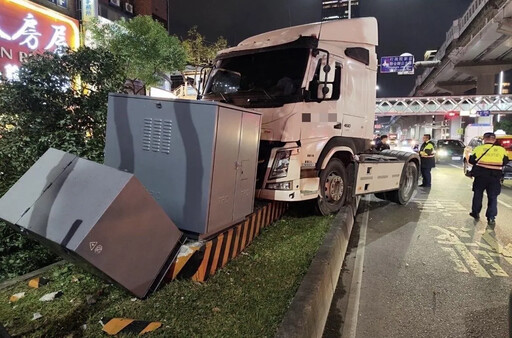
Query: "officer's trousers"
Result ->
[[421, 167, 432, 187], [472, 174, 502, 219]]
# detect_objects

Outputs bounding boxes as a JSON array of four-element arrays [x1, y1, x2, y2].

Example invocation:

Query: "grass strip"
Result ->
[[0, 213, 332, 337]]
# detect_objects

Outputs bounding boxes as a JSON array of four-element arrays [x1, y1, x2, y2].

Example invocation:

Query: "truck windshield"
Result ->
[[204, 48, 310, 108]]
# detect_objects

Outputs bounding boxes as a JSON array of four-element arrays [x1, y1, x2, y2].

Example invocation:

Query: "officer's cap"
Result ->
[[483, 132, 496, 138]]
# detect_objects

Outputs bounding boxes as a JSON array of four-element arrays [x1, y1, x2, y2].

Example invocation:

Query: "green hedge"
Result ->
[[0, 47, 125, 281]]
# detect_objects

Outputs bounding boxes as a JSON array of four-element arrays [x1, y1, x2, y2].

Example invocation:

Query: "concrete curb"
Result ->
[[276, 200, 357, 338], [0, 260, 65, 291]]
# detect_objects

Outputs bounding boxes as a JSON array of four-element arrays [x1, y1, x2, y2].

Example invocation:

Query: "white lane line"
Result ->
[[483, 192, 512, 209], [342, 202, 370, 338], [498, 199, 512, 209], [449, 164, 463, 169]]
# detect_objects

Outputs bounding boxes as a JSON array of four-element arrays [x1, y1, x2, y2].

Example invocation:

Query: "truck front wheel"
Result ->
[[316, 158, 347, 215]]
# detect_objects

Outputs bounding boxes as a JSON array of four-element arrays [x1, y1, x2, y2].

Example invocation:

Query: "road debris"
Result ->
[[39, 291, 63, 302], [28, 277, 49, 289], [9, 292, 25, 303], [31, 312, 42, 321]]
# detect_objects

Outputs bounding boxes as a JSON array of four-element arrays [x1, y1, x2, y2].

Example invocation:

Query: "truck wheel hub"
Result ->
[[325, 172, 343, 202], [403, 165, 415, 197]]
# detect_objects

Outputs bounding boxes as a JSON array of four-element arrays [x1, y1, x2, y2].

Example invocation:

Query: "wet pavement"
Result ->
[[324, 163, 512, 338]]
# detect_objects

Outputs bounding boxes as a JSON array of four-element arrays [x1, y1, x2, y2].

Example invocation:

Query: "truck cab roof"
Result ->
[[218, 18, 378, 58]]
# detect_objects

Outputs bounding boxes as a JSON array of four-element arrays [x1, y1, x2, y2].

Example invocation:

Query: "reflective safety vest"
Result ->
[[420, 141, 435, 158], [472, 143, 508, 170]]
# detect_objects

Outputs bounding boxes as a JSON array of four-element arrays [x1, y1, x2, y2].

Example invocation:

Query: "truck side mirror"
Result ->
[[318, 83, 332, 99], [318, 58, 335, 100], [197, 64, 214, 100]]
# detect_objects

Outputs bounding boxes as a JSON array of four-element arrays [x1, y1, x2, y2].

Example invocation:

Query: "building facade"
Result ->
[[0, 0, 80, 78], [322, 0, 359, 21], [30, 0, 79, 19], [27, 0, 168, 27]]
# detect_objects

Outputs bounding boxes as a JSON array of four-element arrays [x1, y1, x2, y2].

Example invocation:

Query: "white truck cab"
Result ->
[[202, 18, 420, 214]]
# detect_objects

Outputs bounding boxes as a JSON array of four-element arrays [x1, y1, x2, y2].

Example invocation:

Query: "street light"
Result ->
[[499, 71, 504, 95]]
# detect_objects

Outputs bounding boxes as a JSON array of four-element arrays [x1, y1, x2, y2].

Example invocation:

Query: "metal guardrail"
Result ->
[[376, 94, 512, 116]]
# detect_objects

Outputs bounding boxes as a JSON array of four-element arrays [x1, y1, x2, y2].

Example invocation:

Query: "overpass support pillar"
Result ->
[[476, 74, 496, 95]]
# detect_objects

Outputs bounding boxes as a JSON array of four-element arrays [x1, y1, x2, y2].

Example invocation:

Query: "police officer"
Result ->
[[375, 135, 391, 152], [469, 132, 509, 226], [419, 134, 435, 187]]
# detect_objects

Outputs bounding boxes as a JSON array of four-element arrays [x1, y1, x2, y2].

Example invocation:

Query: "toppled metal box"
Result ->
[[104, 95, 262, 238], [0, 148, 183, 298]]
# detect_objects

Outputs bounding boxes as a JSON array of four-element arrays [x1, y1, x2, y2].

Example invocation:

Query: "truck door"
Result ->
[[340, 57, 369, 139]]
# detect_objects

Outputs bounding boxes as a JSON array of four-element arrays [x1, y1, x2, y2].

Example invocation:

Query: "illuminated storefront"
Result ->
[[0, 0, 79, 79]]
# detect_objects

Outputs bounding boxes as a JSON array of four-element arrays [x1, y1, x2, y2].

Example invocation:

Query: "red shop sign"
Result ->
[[0, 0, 79, 78]]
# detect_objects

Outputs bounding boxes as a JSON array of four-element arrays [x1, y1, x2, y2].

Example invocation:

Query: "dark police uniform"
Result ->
[[419, 140, 435, 187], [375, 140, 390, 152], [469, 141, 509, 224]]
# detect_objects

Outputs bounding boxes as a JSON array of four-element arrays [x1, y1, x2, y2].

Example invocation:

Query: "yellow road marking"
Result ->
[[482, 231, 512, 257], [454, 244, 490, 278], [446, 227, 472, 238], [475, 250, 509, 277], [441, 247, 469, 273], [432, 226, 461, 244], [432, 226, 490, 278]]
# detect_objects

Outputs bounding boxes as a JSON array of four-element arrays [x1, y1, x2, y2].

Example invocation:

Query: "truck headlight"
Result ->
[[266, 181, 293, 190], [438, 149, 448, 157], [269, 150, 292, 179]]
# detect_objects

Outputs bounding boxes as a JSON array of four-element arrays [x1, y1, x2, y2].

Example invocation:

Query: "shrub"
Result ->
[[0, 47, 126, 281]]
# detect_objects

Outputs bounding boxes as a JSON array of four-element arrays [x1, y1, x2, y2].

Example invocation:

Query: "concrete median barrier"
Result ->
[[276, 199, 357, 338]]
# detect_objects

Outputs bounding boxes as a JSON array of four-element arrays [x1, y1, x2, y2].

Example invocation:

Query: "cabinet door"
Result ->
[[233, 113, 261, 221], [208, 108, 241, 235]]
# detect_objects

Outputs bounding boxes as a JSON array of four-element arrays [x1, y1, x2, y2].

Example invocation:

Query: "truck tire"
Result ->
[[387, 161, 418, 205], [316, 158, 347, 215]]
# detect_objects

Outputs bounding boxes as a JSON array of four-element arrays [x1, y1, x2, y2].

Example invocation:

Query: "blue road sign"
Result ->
[[380, 56, 415, 74], [476, 110, 491, 117]]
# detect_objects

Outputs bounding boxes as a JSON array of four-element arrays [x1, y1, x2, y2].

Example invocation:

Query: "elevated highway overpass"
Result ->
[[412, 0, 512, 96]]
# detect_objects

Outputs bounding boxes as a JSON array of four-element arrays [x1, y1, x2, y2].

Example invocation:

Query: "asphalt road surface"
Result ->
[[324, 163, 512, 338]]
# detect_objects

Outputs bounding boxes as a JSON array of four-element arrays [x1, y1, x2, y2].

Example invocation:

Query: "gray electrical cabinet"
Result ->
[[104, 94, 262, 238], [0, 148, 183, 298]]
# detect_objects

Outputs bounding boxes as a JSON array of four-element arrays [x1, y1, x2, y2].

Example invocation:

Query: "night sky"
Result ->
[[169, 0, 474, 97]]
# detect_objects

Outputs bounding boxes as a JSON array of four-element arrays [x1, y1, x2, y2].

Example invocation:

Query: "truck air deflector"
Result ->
[[216, 36, 319, 60]]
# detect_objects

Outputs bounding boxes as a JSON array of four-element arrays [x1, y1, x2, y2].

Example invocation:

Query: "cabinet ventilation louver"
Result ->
[[143, 118, 172, 154]]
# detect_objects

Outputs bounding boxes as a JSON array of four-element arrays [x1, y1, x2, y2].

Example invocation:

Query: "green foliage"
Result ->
[[182, 26, 228, 67], [0, 214, 332, 337], [88, 16, 187, 93], [0, 46, 126, 281], [495, 116, 512, 135]]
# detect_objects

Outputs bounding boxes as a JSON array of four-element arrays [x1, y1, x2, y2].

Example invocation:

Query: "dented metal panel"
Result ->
[[0, 149, 183, 298]]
